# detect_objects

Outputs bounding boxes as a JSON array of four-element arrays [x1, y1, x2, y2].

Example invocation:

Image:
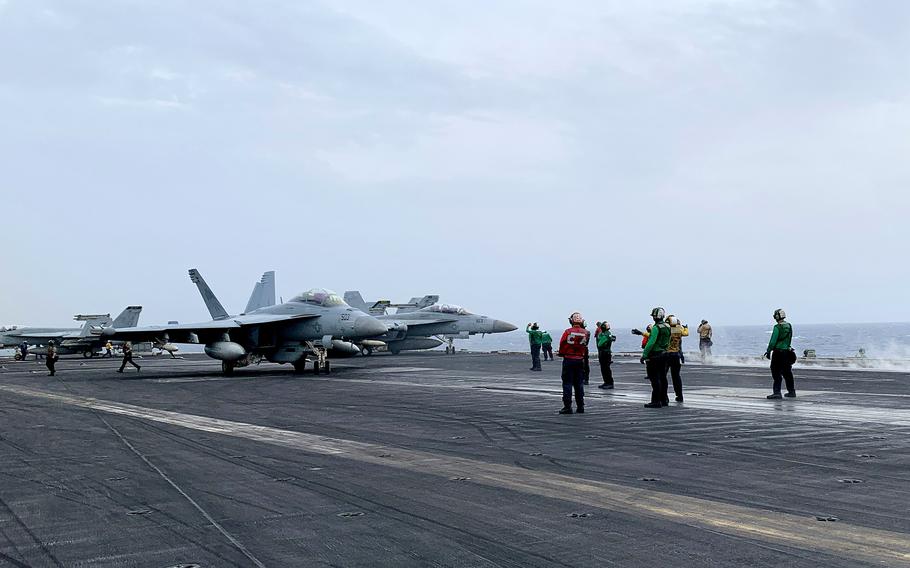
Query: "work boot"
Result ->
[[576, 406, 584, 414], [137, 366, 141, 372], [767, 393, 783, 399], [116, 369, 123, 373], [598, 384, 614, 389], [644, 402, 663, 408], [558, 407, 573, 414], [675, 396, 684, 402], [784, 392, 796, 398]]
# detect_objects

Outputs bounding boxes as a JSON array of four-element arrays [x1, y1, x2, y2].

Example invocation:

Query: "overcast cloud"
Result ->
[[1, 0, 908, 329]]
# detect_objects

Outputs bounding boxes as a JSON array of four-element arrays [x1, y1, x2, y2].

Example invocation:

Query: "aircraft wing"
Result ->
[[232, 313, 319, 326], [11, 332, 70, 340], [103, 313, 319, 343]]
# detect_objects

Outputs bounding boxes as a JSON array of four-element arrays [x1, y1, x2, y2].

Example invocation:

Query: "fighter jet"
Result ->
[[101, 269, 388, 375], [344, 292, 517, 354], [0, 307, 143, 358]]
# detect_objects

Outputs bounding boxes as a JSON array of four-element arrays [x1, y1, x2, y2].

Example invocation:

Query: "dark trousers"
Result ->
[[699, 338, 712, 359], [666, 352, 683, 399], [542, 343, 553, 360], [530, 344, 541, 370], [103, 349, 113, 358], [119, 353, 140, 372], [598, 349, 613, 386], [46, 357, 56, 376], [561, 358, 585, 409], [770, 350, 795, 394], [583, 352, 590, 384], [646, 354, 668, 404]]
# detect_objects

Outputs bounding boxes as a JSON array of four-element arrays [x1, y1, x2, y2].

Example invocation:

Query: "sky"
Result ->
[[1, 0, 909, 330]]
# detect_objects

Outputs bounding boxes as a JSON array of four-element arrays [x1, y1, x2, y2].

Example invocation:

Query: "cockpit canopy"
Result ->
[[289, 288, 347, 307], [420, 304, 472, 315]]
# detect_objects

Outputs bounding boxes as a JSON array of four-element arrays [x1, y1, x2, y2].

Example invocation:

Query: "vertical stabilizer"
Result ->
[[396, 295, 439, 313], [245, 271, 276, 312], [188, 268, 230, 320], [343, 291, 369, 312], [111, 306, 142, 328]]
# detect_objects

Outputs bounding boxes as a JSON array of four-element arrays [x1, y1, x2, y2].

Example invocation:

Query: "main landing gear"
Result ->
[[222, 361, 235, 376]]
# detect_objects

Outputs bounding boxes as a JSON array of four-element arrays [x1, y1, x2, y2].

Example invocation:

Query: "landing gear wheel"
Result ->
[[313, 360, 320, 375], [361, 345, 373, 356], [323, 360, 331, 374], [390, 348, 401, 355], [222, 361, 235, 376], [293, 360, 307, 374], [83, 350, 92, 358]]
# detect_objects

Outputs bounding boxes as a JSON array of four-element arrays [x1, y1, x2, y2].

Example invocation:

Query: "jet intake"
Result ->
[[204, 341, 246, 362]]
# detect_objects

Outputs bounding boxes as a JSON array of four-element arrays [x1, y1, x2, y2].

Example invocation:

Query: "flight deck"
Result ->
[[0, 353, 908, 567]]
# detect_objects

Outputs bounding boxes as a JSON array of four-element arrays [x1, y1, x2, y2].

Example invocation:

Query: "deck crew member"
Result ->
[[526, 323, 543, 371], [641, 308, 671, 408], [117, 341, 141, 374], [697, 320, 713, 361], [541, 330, 554, 361], [765, 309, 796, 399], [46, 341, 58, 376], [558, 312, 590, 414], [596, 322, 616, 389], [665, 315, 688, 402]]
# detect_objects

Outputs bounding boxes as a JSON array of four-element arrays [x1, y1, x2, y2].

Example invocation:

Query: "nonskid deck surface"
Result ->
[[0, 353, 908, 567]]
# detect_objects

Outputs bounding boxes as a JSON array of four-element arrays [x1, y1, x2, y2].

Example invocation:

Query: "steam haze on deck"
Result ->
[[1, 1, 908, 328]]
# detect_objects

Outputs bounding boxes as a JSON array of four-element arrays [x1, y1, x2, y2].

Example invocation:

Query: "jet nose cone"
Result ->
[[353, 315, 388, 338], [493, 320, 518, 333]]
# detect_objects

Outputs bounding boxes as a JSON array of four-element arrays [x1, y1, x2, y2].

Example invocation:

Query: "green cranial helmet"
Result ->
[[650, 307, 666, 320]]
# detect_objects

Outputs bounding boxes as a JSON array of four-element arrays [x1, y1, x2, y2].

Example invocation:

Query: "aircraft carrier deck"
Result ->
[[0, 352, 908, 567]]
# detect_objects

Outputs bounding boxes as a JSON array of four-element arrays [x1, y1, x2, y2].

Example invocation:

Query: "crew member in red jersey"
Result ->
[[558, 312, 590, 414]]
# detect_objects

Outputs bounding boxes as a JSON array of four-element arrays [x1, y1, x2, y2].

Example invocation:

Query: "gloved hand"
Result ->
[[680, 354, 685, 364], [764, 352, 771, 360], [639, 357, 646, 364], [631, 328, 643, 336]]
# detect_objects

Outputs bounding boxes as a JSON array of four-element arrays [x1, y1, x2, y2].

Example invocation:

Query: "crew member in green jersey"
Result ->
[[640, 307, 671, 408], [541, 330, 554, 361], [596, 322, 616, 389], [526, 323, 544, 371], [765, 308, 796, 399]]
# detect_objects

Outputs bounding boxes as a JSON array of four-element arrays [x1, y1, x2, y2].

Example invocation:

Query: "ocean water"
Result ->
[[460, 322, 910, 359]]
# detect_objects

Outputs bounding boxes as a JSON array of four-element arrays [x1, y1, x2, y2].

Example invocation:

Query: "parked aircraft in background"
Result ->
[[344, 291, 517, 354], [0, 307, 143, 358]]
